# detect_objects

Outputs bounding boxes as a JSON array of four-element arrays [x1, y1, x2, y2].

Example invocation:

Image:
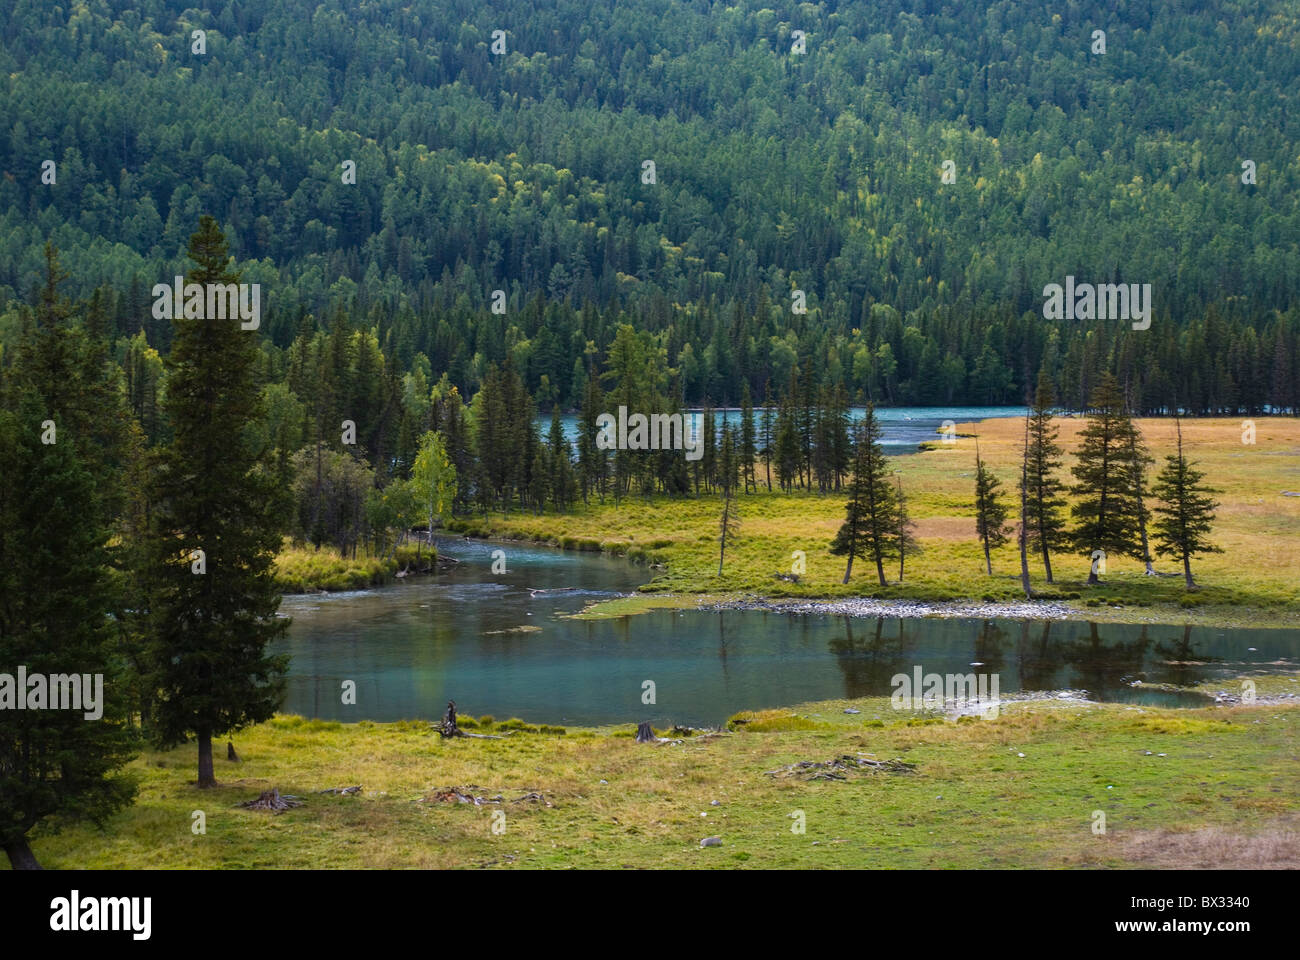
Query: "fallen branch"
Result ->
[[765, 755, 917, 781], [511, 791, 553, 806], [316, 785, 362, 796], [418, 786, 504, 806]]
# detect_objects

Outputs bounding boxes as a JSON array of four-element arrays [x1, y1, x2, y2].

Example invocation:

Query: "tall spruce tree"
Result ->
[[1152, 419, 1222, 589], [0, 247, 137, 869], [830, 405, 898, 586], [1022, 372, 1068, 582], [717, 425, 741, 576], [1123, 395, 1157, 575], [144, 217, 289, 788], [1070, 372, 1144, 584], [1017, 412, 1033, 598], [760, 380, 774, 491], [739, 381, 756, 493], [973, 438, 1011, 575]]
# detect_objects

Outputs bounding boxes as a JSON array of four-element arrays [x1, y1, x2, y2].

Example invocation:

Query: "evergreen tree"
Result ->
[[739, 381, 756, 493], [717, 425, 741, 576], [1152, 419, 1222, 589], [1021, 372, 1068, 582], [774, 388, 800, 492], [1124, 398, 1157, 575], [576, 369, 606, 503], [547, 409, 575, 511], [759, 381, 774, 491], [830, 405, 898, 586], [1017, 412, 1033, 599], [973, 439, 1011, 575], [0, 249, 137, 869], [1070, 373, 1144, 583], [144, 216, 289, 788]]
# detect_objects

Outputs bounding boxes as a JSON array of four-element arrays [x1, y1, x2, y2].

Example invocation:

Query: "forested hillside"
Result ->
[[1, 0, 1298, 414]]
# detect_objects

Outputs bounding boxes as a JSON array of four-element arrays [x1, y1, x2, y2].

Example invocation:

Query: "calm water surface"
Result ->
[[276, 538, 1300, 726]]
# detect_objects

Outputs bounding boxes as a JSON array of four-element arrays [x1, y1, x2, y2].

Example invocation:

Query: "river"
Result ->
[[275, 537, 1300, 727]]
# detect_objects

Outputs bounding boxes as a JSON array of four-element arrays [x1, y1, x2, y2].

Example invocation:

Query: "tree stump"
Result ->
[[635, 721, 657, 743], [435, 699, 504, 739], [440, 700, 459, 736], [239, 788, 303, 812]]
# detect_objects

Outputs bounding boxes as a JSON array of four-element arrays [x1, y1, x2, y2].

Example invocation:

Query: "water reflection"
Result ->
[[825, 617, 1234, 708], [277, 538, 1298, 725]]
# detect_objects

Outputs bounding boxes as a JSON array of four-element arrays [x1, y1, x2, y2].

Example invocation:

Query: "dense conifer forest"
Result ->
[[1, 0, 1297, 421]]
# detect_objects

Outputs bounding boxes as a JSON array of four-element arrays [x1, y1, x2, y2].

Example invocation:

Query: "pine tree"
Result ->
[[739, 381, 756, 493], [144, 216, 289, 788], [547, 409, 575, 511], [774, 388, 800, 492], [0, 248, 137, 869], [1124, 397, 1156, 575], [1070, 372, 1144, 583], [717, 427, 741, 578], [576, 370, 606, 503], [830, 405, 899, 586], [1021, 372, 1068, 582], [1017, 412, 1033, 599], [760, 381, 774, 491], [1152, 419, 1222, 589], [973, 438, 1011, 575]]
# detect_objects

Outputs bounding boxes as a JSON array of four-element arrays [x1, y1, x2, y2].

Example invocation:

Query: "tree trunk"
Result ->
[[3, 837, 42, 870], [875, 555, 886, 587], [198, 728, 215, 788], [1041, 539, 1054, 583], [1183, 554, 1195, 590], [1087, 568, 1099, 585], [983, 539, 992, 575], [841, 554, 853, 585], [1018, 416, 1032, 599]]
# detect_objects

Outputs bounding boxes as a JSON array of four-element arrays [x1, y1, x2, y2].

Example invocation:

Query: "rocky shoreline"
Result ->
[[697, 595, 1083, 622]]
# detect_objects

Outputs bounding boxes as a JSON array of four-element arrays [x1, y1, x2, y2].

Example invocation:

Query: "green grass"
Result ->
[[449, 416, 1300, 628], [19, 689, 1298, 869], [274, 542, 428, 592]]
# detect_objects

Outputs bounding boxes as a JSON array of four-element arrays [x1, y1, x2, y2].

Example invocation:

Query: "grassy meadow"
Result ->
[[447, 415, 1300, 628], [24, 685, 1298, 869], [67, 413, 1287, 872]]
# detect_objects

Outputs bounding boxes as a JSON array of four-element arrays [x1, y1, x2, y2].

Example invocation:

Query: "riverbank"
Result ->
[[448, 416, 1300, 630], [568, 591, 1299, 631], [273, 541, 434, 593], [22, 680, 1299, 869]]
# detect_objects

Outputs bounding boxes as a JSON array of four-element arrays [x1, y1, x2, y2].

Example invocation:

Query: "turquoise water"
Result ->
[[548, 404, 1030, 453], [275, 538, 1300, 726]]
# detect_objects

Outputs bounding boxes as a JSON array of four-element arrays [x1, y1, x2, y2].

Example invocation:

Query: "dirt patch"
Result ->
[[1116, 816, 1300, 869]]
